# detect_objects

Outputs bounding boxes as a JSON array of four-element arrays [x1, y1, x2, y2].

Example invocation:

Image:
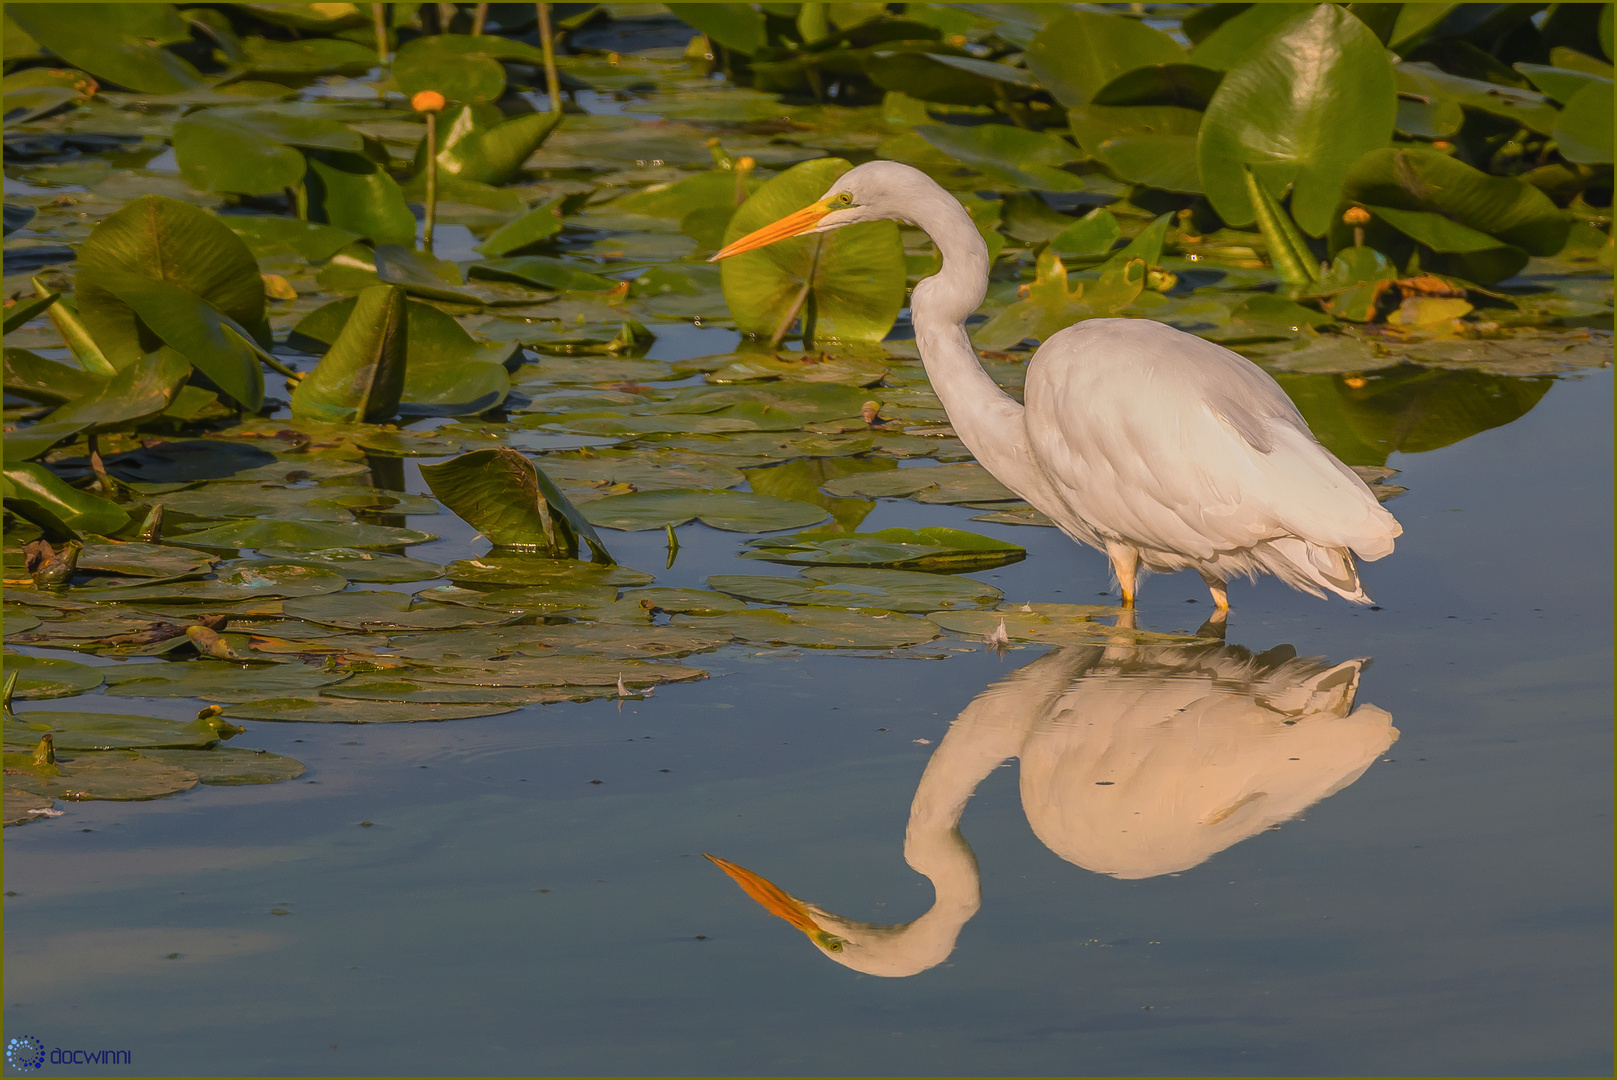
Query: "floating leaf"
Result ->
[[1198, 4, 1396, 237], [4, 711, 231, 751], [928, 606, 1190, 646], [581, 489, 829, 533], [743, 526, 1025, 571], [5, 750, 200, 802], [671, 606, 938, 650], [708, 566, 1001, 614], [1, 656, 104, 700], [421, 448, 612, 562], [76, 541, 216, 580], [224, 215, 360, 262], [280, 590, 511, 631], [134, 746, 306, 785], [443, 554, 652, 588], [223, 698, 516, 723], [101, 660, 349, 701], [172, 110, 308, 195], [168, 519, 435, 551], [468, 256, 619, 292], [250, 549, 445, 584], [720, 157, 906, 343], [820, 462, 1016, 504], [71, 563, 348, 604]]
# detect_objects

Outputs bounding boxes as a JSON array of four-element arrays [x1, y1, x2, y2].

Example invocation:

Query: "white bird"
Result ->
[[713, 162, 1403, 610], [705, 634, 1398, 977]]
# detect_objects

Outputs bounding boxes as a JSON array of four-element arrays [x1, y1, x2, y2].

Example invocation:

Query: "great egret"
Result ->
[[706, 632, 1398, 977], [713, 162, 1403, 610]]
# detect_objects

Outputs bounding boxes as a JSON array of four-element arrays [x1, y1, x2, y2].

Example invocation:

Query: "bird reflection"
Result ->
[[706, 627, 1397, 977]]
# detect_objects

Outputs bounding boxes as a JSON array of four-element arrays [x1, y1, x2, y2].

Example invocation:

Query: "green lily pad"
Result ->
[[537, 449, 747, 494], [5, 750, 200, 802], [132, 746, 307, 785], [281, 590, 513, 631], [707, 566, 1002, 614], [223, 698, 518, 723], [96, 658, 344, 699], [820, 462, 1017, 504], [671, 607, 938, 650], [581, 489, 828, 533], [444, 554, 653, 588], [912, 123, 1085, 193], [169, 520, 436, 551], [503, 621, 734, 660], [252, 549, 446, 584], [76, 542, 216, 580], [1, 655, 105, 700], [420, 448, 613, 561], [320, 679, 555, 705], [743, 526, 1025, 571], [70, 564, 348, 604], [928, 606, 1192, 647], [3, 787, 57, 826], [411, 656, 706, 688], [3, 710, 233, 751]]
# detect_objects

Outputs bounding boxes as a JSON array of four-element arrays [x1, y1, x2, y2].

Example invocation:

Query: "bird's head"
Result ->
[[708, 161, 923, 261], [702, 851, 962, 977]]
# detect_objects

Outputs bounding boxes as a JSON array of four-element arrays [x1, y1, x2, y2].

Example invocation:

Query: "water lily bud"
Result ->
[[862, 400, 883, 425], [411, 90, 446, 113]]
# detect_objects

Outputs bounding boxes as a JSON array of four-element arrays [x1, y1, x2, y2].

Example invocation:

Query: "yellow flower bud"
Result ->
[[1342, 206, 1371, 227], [411, 90, 446, 113]]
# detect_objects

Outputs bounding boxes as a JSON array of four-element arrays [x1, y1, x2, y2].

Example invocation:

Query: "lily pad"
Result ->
[[3, 710, 233, 751], [820, 462, 1017, 504], [708, 566, 1001, 614], [133, 746, 307, 785], [102, 660, 350, 701], [281, 590, 512, 631], [76, 542, 216, 580], [70, 564, 348, 604], [169, 520, 436, 552], [927, 606, 1192, 647], [581, 489, 828, 533], [5, 750, 200, 802], [671, 607, 938, 650], [444, 554, 653, 588], [743, 526, 1025, 571], [1, 655, 105, 700], [223, 697, 517, 723], [252, 548, 446, 584]]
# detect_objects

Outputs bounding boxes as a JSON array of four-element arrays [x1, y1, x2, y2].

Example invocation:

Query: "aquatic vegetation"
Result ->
[[2, 3, 1610, 824]]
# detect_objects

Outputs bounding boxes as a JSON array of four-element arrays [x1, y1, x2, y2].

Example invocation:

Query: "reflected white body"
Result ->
[[715, 636, 1398, 978], [806, 162, 1404, 606]]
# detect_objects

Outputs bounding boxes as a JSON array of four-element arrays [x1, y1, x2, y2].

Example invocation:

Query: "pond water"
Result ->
[[5, 364, 1610, 1077]]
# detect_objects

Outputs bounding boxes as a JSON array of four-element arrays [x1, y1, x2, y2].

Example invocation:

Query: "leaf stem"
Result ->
[[472, 2, 488, 36], [423, 110, 438, 253], [769, 236, 823, 347], [537, 3, 562, 115], [370, 3, 389, 65]]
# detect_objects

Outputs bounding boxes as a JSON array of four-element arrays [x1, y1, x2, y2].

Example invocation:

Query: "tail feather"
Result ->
[[1262, 538, 1372, 605]]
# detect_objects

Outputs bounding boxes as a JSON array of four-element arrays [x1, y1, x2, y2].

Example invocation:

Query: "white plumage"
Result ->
[[715, 161, 1403, 610]]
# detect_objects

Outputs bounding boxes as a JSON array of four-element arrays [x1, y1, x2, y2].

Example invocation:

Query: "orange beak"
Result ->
[[703, 852, 825, 937], [708, 200, 832, 261]]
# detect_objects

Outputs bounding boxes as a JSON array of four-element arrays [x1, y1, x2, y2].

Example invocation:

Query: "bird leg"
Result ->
[[1198, 570, 1229, 611], [1107, 543, 1139, 608]]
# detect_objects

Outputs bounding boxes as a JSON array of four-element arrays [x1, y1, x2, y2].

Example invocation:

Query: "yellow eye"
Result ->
[[833, 193, 853, 207]]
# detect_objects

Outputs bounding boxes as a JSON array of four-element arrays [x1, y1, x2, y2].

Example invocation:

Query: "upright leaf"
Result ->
[[75, 195, 266, 367], [1555, 80, 1614, 165], [290, 285, 407, 424], [76, 269, 265, 411], [1198, 4, 1396, 237], [719, 158, 906, 343], [41, 347, 191, 434], [305, 151, 417, 246], [2, 462, 131, 538], [1025, 10, 1184, 108], [420, 448, 614, 563], [8, 4, 204, 94]]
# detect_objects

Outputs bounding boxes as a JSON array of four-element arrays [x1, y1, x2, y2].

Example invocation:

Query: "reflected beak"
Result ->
[[703, 852, 825, 938], [708, 200, 831, 261]]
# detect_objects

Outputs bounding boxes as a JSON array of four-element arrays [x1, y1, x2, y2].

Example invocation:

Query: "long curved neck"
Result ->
[[906, 189, 1028, 479]]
